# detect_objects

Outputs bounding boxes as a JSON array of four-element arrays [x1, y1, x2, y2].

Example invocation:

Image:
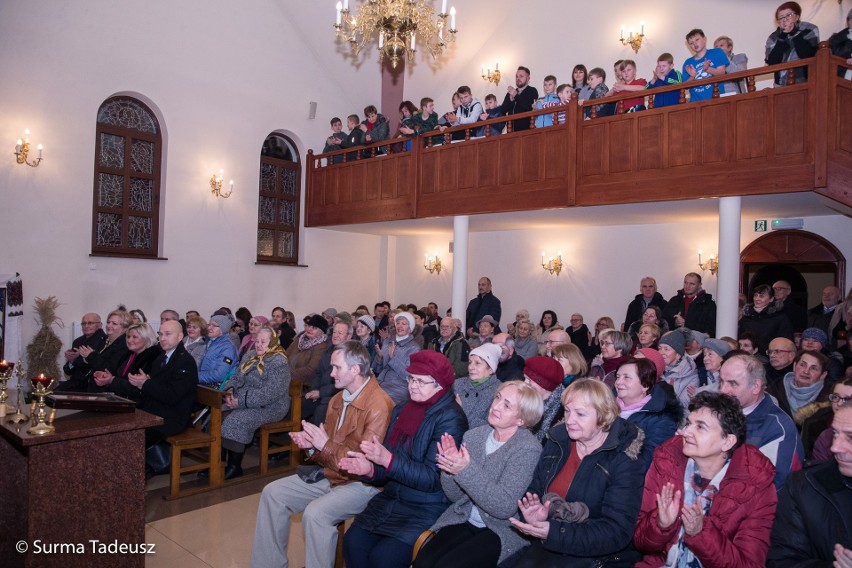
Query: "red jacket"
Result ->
[[634, 436, 778, 568]]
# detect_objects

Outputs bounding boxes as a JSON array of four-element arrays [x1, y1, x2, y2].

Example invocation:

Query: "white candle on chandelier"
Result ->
[[379, 31, 384, 48], [15, 139, 21, 154], [37, 144, 43, 159], [343, 0, 349, 10], [336, 2, 342, 25], [411, 33, 416, 50], [441, 0, 447, 14], [450, 6, 456, 29]]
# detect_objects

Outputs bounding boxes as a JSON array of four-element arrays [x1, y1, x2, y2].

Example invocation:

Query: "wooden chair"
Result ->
[[164, 385, 223, 499], [259, 380, 303, 474], [411, 530, 435, 562]]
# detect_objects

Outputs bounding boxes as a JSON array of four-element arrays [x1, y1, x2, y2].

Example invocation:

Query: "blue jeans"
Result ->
[[342, 525, 413, 568]]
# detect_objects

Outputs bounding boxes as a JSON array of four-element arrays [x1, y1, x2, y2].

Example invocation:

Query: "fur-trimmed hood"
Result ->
[[794, 400, 831, 425]]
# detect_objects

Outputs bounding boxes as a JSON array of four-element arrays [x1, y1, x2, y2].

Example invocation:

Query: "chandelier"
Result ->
[[334, 0, 457, 69]]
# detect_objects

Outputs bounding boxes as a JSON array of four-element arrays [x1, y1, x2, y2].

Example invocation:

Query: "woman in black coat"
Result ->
[[93, 322, 161, 401], [340, 350, 467, 568]]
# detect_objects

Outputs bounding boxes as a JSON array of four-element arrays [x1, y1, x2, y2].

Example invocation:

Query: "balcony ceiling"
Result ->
[[318, 191, 847, 236]]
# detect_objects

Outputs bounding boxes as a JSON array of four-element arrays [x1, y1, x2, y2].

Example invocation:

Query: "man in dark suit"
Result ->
[[129, 320, 198, 452], [59, 312, 107, 391]]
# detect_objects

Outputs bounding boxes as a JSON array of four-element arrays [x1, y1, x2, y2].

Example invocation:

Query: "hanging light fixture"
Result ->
[[334, 0, 458, 69]]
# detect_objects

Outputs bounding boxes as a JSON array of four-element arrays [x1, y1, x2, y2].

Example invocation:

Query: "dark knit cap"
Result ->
[[801, 327, 828, 348], [305, 314, 329, 333]]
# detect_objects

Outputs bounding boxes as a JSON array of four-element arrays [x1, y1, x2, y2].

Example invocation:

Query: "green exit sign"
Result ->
[[754, 220, 768, 232]]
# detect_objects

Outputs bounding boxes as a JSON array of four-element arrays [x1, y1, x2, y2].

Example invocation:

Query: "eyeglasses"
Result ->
[[767, 349, 795, 355], [600, 341, 614, 347], [407, 376, 438, 387], [829, 393, 850, 405], [777, 12, 796, 22]]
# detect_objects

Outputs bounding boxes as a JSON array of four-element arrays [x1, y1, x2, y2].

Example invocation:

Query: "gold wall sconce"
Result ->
[[541, 252, 563, 276], [14, 129, 43, 167], [698, 249, 719, 276], [619, 23, 645, 53], [482, 61, 501, 86], [210, 169, 233, 198], [424, 254, 442, 274]]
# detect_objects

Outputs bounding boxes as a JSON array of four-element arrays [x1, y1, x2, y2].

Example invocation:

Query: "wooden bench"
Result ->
[[259, 380, 303, 474], [164, 385, 223, 499]]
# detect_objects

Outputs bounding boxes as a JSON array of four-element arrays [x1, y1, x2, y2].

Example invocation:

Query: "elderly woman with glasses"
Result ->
[[765, 1, 820, 87], [589, 329, 633, 389], [340, 351, 467, 568], [509, 379, 646, 567], [414, 381, 544, 568]]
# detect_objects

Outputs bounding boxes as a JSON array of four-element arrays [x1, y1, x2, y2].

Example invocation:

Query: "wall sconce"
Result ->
[[619, 23, 645, 53], [698, 249, 719, 276], [541, 251, 563, 276], [210, 169, 233, 198], [14, 129, 43, 168], [424, 254, 442, 274], [481, 61, 501, 86]]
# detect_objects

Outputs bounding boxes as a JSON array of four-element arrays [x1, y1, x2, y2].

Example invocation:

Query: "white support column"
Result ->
[[716, 196, 742, 339], [452, 216, 469, 333]]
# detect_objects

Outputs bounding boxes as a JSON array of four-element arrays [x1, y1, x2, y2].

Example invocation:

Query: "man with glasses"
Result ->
[[428, 317, 470, 379], [543, 329, 571, 357], [304, 322, 353, 426], [770, 280, 806, 332], [61, 312, 107, 390], [566, 313, 592, 357], [765, 337, 798, 387]]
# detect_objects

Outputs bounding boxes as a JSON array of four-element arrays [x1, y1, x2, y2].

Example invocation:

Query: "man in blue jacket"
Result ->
[[719, 352, 804, 491]]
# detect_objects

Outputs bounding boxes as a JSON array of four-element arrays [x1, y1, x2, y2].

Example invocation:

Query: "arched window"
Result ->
[[257, 133, 301, 264], [91, 96, 162, 257]]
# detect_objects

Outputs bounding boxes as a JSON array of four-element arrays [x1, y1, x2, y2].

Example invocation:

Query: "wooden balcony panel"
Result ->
[[700, 104, 731, 164], [436, 145, 460, 193], [543, 130, 568, 180], [608, 120, 635, 174], [667, 107, 698, 167], [637, 114, 664, 171], [735, 98, 769, 160], [476, 138, 500, 188], [457, 144, 478, 191], [773, 89, 810, 156], [498, 137, 522, 186], [820, 75, 852, 205], [579, 123, 607, 177]]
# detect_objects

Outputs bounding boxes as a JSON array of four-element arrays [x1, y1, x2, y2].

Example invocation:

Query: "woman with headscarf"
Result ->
[[217, 325, 291, 479], [355, 314, 378, 366], [340, 351, 468, 568], [524, 356, 569, 442], [238, 315, 269, 361], [658, 331, 699, 409]]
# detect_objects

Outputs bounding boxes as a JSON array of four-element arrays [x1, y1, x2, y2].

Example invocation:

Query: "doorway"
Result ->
[[740, 230, 846, 310]]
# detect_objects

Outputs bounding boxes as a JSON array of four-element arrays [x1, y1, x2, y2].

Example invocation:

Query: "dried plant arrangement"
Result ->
[[26, 296, 63, 380]]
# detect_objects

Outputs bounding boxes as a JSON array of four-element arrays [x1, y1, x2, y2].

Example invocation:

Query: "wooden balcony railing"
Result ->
[[305, 44, 852, 227]]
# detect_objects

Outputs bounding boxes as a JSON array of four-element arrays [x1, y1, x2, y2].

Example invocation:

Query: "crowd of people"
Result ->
[[57, 262, 852, 566], [320, 3, 852, 161]]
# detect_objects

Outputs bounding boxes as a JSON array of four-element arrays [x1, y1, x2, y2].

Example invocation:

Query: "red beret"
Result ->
[[524, 356, 564, 392]]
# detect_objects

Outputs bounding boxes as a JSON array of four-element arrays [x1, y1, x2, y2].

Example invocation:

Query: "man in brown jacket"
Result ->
[[251, 340, 394, 568]]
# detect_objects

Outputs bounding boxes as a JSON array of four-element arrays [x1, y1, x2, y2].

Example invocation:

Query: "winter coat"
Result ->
[[496, 352, 525, 383], [767, 459, 852, 566], [428, 331, 470, 379], [353, 392, 468, 545], [767, 373, 833, 427], [634, 436, 778, 568], [107, 344, 163, 402], [513, 335, 538, 361], [431, 425, 543, 564], [465, 292, 502, 335], [81, 334, 129, 392], [521, 418, 646, 566], [374, 335, 421, 404], [738, 300, 794, 354], [140, 343, 199, 439], [183, 336, 207, 367], [625, 382, 683, 468], [624, 292, 669, 332], [662, 289, 717, 336], [765, 22, 820, 85], [360, 113, 390, 143], [285, 334, 327, 385], [454, 375, 500, 429], [197, 334, 238, 385], [746, 394, 805, 490], [220, 350, 291, 445], [60, 328, 108, 390]]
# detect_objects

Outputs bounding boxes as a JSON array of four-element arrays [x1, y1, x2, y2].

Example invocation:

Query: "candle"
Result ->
[[495, 60, 499, 70], [228, 180, 234, 192], [0, 360, 8, 372], [641, 21, 645, 35], [336, 2, 342, 25], [379, 31, 384, 48], [481, 64, 485, 77], [620, 26, 624, 40], [37, 144, 43, 159], [24, 129, 30, 143], [15, 140, 21, 154], [450, 6, 455, 29], [32, 373, 52, 388], [441, 0, 447, 14], [411, 33, 416, 50], [343, 0, 348, 10]]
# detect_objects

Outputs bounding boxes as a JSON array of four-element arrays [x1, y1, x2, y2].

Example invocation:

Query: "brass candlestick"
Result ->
[[0, 360, 13, 408], [28, 375, 57, 435], [8, 361, 30, 424]]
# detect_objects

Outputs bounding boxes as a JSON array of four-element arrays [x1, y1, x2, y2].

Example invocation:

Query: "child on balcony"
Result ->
[[323, 117, 345, 164], [581, 68, 615, 119], [475, 94, 505, 137], [646, 53, 683, 108], [534, 75, 561, 127], [609, 60, 647, 113], [556, 84, 573, 124]]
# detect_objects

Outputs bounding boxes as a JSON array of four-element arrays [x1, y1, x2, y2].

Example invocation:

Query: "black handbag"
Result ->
[[145, 442, 171, 475]]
